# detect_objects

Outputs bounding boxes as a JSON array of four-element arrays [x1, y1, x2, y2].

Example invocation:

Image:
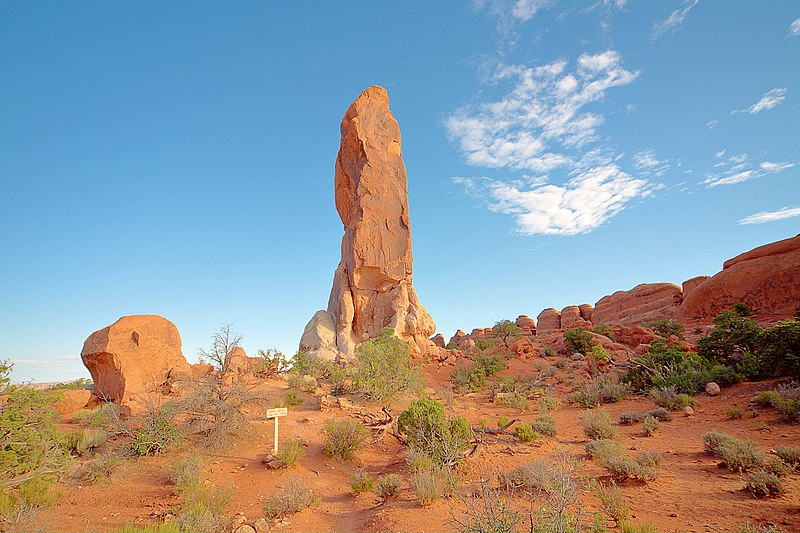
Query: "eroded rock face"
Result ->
[[300, 86, 437, 361], [679, 234, 800, 319], [560, 306, 582, 329], [536, 308, 562, 334], [578, 304, 594, 322], [592, 283, 682, 326], [81, 315, 190, 404], [515, 315, 536, 335]]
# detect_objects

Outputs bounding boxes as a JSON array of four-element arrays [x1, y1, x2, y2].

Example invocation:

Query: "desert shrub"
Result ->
[[591, 344, 610, 362], [586, 440, 660, 482], [760, 320, 800, 379], [262, 477, 314, 518], [595, 480, 629, 522], [351, 328, 422, 401], [76, 428, 108, 454], [641, 320, 685, 340], [530, 415, 557, 437], [726, 406, 745, 420], [537, 394, 561, 413], [475, 339, 495, 351], [495, 391, 530, 411], [411, 464, 454, 506], [733, 522, 787, 533], [618, 408, 672, 424], [276, 438, 305, 468], [623, 339, 711, 394], [774, 446, 800, 469], [544, 346, 557, 358], [752, 390, 783, 407], [405, 449, 434, 473], [650, 387, 696, 410], [0, 380, 71, 526], [708, 364, 742, 387], [512, 424, 538, 443], [46, 377, 93, 391], [763, 456, 792, 478], [453, 480, 522, 533], [776, 397, 800, 423], [498, 460, 551, 493], [745, 469, 784, 498], [83, 452, 120, 484], [570, 375, 629, 408], [696, 309, 766, 380], [497, 415, 511, 429], [298, 375, 318, 393], [452, 354, 506, 393], [323, 418, 370, 461], [593, 323, 616, 341], [374, 473, 402, 502], [274, 391, 303, 409], [703, 431, 764, 471], [349, 468, 375, 495], [581, 409, 617, 440], [492, 319, 522, 351], [397, 398, 473, 466], [170, 452, 203, 489], [130, 405, 181, 456], [618, 521, 659, 533], [172, 474, 232, 532], [179, 325, 269, 449], [87, 402, 122, 428], [642, 416, 659, 436], [564, 327, 594, 355], [253, 348, 291, 378]]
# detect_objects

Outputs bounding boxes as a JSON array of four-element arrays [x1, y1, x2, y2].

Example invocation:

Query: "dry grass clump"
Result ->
[[581, 409, 617, 440], [83, 452, 120, 484], [618, 408, 672, 425], [323, 418, 370, 461], [275, 438, 305, 468], [570, 375, 629, 408], [745, 469, 784, 498], [262, 477, 315, 519], [774, 446, 800, 469], [530, 415, 557, 437], [642, 415, 659, 437], [703, 430, 765, 472], [349, 468, 375, 495], [595, 480, 629, 522], [585, 440, 661, 482], [411, 464, 456, 506], [373, 474, 403, 503]]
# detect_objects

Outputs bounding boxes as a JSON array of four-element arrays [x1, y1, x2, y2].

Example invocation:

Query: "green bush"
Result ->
[[593, 323, 616, 341], [397, 398, 473, 466], [276, 438, 305, 468], [571, 375, 629, 408], [87, 402, 122, 428], [475, 339, 495, 351], [703, 430, 765, 471], [512, 424, 538, 443], [130, 405, 181, 456], [745, 469, 784, 498], [530, 416, 557, 437], [564, 327, 594, 355], [726, 406, 745, 420], [253, 348, 291, 377], [76, 428, 108, 454], [774, 446, 800, 469], [752, 390, 783, 407], [323, 418, 370, 461], [262, 477, 314, 519], [650, 387, 697, 411], [642, 415, 659, 436], [352, 328, 422, 401], [581, 409, 617, 440], [585, 440, 660, 481], [537, 394, 561, 413], [349, 468, 375, 495], [451, 354, 506, 393], [641, 320, 685, 340], [495, 391, 530, 411], [760, 320, 800, 379], [618, 408, 672, 424], [173, 476, 232, 532], [623, 339, 712, 394], [374, 473, 402, 502], [696, 309, 766, 380]]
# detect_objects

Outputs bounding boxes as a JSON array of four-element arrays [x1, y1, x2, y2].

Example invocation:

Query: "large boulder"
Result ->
[[560, 306, 582, 329], [50, 389, 91, 416], [578, 304, 594, 322], [298, 310, 339, 361], [81, 315, 191, 404], [679, 235, 800, 319], [301, 86, 437, 361], [515, 315, 536, 335], [592, 283, 683, 326], [536, 308, 561, 334]]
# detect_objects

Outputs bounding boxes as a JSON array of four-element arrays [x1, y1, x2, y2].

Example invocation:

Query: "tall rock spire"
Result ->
[[300, 86, 437, 360]]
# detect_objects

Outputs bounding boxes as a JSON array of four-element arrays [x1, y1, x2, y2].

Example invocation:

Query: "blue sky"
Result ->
[[2, 1, 798, 382]]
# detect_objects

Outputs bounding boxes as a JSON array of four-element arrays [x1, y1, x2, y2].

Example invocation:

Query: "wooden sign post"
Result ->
[[265, 407, 288, 455]]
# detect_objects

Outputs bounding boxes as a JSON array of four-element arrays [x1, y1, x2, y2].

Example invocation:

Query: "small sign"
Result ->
[[266, 407, 288, 418]]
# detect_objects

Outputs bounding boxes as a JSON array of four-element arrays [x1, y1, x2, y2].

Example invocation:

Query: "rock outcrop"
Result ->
[[300, 86, 437, 361], [536, 308, 561, 333], [515, 315, 536, 335], [679, 234, 800, 319], [560, 306, 582, 329], [592, 283, 682, 326], [578, 304, 594, 322], [81, 315, 191, 404]]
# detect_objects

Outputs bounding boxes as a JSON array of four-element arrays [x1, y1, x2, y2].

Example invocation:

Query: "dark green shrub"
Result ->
[[623, 339, 710, 394], [761, 320, 800, 379], [451, 354, 506, 393], [592, 323, 616, 341], [564, 327, 594, 355], [475, 339, 495, 351], [512, 424, 538, 442], [397, 398, 473, 466], [353, 328, 421, 401], [697, 309, 765, 377], [323, 418, 370, 461]]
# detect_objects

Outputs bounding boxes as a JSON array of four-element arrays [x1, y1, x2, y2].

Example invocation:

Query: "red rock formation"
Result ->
[[515, 315, 536, 335], [560, 306, 582, 329], [592, 283, 682, 326], [579, 304, 594, 322], [679, 234, 800, 319], [430, 334, 446, 348], [300, 86, 437, 360], [681, 276, 710, 301], [536, 308, 562, 333], [50, 389, 91, 416], [81, 315, 191, 405]]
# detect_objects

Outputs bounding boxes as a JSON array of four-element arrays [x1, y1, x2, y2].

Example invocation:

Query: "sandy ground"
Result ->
[[32, 362, 800, 533]]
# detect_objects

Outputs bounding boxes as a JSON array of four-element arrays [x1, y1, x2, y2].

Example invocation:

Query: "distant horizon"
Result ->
[[2, 2, 798, 382]]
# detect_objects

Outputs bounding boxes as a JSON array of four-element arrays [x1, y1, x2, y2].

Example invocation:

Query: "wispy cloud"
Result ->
[[652, 0, 699, 40], [633, 148, 671, 177], [790, 17, 800, 37], [706, 119, 718, 129], [455, 166, 657, 235], [732, 88, 787, 114], [446, 51, 638, 172], [702, 153, 795, 187], [738, 206, 800, 225], [511, 0, 552, 21]]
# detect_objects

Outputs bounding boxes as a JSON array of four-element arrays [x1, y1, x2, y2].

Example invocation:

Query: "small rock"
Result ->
[[235, 526, 256, 533], [683, 406, 695, 416], [231, 514, 247, 530], [253, 518, 270, 533], [670, 512, 678, 517], [705, 382, 721, 396]]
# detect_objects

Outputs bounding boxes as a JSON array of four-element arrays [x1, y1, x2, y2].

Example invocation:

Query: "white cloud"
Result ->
[[733, 88, 787, 114], [790, 18, 800, 37], [738, 206, 800, 225], [465, 165, 654, 235], [446, 51, 638, 172], [633, 148, 671, 177], [702, 153, 795, 187], [511, 0, 552, 21], [652, 0, 699, 40], [706, 119, 719, 129], [715, 150, 726, 158]]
